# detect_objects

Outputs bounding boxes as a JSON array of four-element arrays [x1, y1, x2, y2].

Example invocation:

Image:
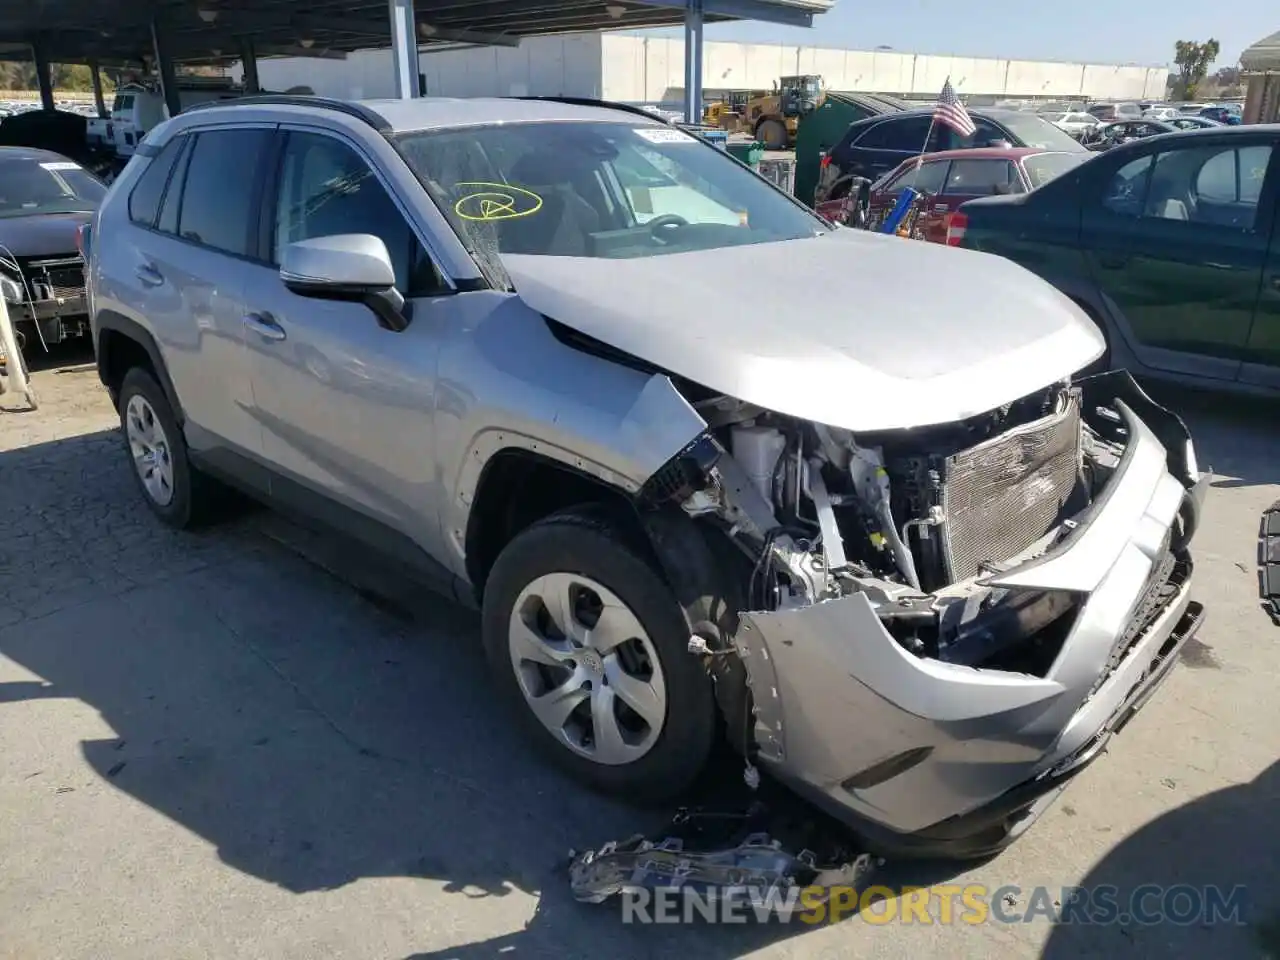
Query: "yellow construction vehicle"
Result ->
[[740, 75, 825, 149]]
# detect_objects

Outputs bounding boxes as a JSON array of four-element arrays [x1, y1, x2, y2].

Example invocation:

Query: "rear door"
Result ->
[[866, 158, 949, 228], [117, 125, 271, 460], [931, 158, 1018, 243], [1081, 135, 1278, 381], [1239, 146, 1280, 389]]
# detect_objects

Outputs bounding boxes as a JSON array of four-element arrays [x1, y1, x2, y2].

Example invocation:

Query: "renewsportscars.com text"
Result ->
[[620, 883, 1249, 926]]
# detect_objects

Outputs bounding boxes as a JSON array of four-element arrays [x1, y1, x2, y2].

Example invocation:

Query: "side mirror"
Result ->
[[280, 234, 408, 332]]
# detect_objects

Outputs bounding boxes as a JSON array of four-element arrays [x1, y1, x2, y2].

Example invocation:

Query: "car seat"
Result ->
[[498, 151, 602, 256]]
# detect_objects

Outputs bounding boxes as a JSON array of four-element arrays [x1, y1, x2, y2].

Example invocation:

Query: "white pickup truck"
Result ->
[[85, 85, 243, 161]]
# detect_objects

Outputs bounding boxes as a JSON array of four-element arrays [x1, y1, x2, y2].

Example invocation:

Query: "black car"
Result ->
[[0, 147, 105, 355], [816, 107, 1085, 201], [1083, 119, 1177, 152]]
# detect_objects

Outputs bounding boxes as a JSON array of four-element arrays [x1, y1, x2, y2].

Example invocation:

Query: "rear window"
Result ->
[[0, 157, 105, 218], [128, 135, 184, 226], [943, 158, 1017, 196], [1022, 152, 1088, 188]]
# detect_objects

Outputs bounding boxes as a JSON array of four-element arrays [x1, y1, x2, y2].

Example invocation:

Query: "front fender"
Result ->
[[432, 297, 709, 581]]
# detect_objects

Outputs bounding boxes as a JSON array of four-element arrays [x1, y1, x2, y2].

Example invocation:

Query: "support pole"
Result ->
[[388, 0, 419, 100], [239, 38, 260, 93], [89, 60, 107, 117], [683, 0, 704, 123], [32, 40, 55, 111], [151, 20, 182, 119]]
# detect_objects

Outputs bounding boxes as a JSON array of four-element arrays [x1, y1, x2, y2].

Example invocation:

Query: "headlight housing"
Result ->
[[0, 274, 23, 305]]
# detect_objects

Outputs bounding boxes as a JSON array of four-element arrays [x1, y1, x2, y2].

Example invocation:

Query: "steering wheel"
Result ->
[[647, 213, 689, 240]]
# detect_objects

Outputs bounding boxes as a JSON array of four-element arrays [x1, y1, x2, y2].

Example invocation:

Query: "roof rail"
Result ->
[[513, 96, 672, 124], [182, 95, 392, 133]]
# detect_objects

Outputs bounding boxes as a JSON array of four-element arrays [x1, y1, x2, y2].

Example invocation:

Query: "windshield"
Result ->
[[395, 121, 826, 260], [0, 158, 105, 218], [995, 113, 1085, 151], [1022, 152, 1088, 188]]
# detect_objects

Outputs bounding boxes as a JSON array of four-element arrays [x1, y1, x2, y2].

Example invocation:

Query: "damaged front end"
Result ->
[[640, 368, 1206, 860]]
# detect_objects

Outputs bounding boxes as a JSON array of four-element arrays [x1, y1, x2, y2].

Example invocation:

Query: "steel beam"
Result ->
[[239, 38, 260, 92], [151, 20, 182, 118], [388, 0, 420, 99], [89, 59, 107, 116], [31, 39, 54, 111], [629, 0, 814, 28], [684, 0, 704, 123]]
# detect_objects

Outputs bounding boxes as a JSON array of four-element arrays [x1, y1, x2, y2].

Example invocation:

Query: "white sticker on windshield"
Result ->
[[634, 126, 698, 144], [40, 161, 80, 171]]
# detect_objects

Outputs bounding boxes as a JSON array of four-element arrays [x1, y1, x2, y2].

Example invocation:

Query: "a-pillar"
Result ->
[[388, 0, 420, 100], [240, 38, 260, 93], [150, 20, 182, 119], [32, 39, 55, 111], [683, 0, 704, 124]]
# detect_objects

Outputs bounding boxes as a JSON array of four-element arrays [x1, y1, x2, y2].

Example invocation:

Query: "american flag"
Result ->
[[934, 78, 976, 137]]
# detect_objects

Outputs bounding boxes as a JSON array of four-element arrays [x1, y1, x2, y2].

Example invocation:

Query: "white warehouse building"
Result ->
[[240, 32, 1169, 105]]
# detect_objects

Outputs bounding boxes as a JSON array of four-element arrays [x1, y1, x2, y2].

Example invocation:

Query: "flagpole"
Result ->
[[909, 75, 945, 188]]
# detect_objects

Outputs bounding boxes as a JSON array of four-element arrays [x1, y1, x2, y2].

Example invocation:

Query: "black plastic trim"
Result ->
[[183, 95, 393, 133]]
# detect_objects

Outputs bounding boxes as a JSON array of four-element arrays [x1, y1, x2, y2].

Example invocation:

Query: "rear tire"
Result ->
[[117, 367, 221, 529], [481, 508, 716, 803]]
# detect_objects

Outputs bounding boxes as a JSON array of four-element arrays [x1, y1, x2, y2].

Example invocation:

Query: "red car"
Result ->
[[851, 147, 1087, 243]]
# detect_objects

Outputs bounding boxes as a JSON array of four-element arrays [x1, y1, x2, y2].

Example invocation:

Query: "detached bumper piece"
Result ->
[[568, 804, 873, 909], [1263, 501, 1280, 626]]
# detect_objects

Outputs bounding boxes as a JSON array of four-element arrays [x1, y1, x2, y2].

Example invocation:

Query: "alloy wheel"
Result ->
[[508, 572, 667, 766], [125, 393, 175, 507]]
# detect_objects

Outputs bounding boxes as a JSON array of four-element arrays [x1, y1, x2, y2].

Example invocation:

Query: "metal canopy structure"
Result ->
[[0, 0, 832, 121]]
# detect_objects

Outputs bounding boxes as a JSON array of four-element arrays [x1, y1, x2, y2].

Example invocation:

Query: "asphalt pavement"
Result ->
[[1, 343, 1277, 960]]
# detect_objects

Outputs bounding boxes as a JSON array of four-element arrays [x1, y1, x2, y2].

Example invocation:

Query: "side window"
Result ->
[[1145, 144, 1275, 229], [932, 118, 1008, 152], [855, 117, 932, 152], [943, 159, 1016, 196], [273, 131, 443, 297], [177, 128, 270, 257], [1101, 154, 1154, 216], [156, 137, 193, 235], [890, 158, 952, 195], [127, 135, 184, 227]]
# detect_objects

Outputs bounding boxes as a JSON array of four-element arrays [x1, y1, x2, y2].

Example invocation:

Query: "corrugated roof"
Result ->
[[1242, 29, 1280, 72]]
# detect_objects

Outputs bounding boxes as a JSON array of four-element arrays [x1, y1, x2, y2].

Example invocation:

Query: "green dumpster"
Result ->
[[725, 139, 764, 169], [793, 93, 893, 206]]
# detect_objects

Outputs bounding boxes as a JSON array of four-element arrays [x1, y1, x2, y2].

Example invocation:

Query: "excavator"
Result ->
[[704, 75, 825, 149]]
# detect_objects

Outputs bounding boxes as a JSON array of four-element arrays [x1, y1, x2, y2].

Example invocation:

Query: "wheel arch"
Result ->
[[94, 310, 183, 421]]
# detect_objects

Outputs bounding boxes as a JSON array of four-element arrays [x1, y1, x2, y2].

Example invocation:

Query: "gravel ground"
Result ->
[[1, 343, 1277, 960]]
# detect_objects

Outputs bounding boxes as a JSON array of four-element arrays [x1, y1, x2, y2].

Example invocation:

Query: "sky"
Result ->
[[638, 0, 1275, 69]]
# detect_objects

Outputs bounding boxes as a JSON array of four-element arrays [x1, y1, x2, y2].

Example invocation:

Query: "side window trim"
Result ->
[[271, 122, 457, 293]]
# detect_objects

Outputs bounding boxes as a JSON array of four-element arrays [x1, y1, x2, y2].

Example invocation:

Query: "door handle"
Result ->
[[135, 263, 164, 287], [1271, 275, 1280, 292], [243, 312, 286, 342], [1097, 255, 1129, 270]]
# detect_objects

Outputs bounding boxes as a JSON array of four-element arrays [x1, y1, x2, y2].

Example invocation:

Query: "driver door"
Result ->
[[240, 127, 454, 558]]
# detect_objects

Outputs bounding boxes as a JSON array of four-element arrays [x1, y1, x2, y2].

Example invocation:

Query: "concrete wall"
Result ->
[[240, 33, 1168, 105], [601, 36, 1167, 103]]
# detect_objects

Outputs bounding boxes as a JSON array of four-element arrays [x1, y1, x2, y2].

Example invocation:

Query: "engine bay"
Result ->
[[643, 377, 1135, 671]]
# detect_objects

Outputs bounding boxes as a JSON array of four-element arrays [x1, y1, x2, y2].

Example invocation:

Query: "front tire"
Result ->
[[481, 509, 716, 803], [756, 118, 788, 150], [117, 367, 218, 529]]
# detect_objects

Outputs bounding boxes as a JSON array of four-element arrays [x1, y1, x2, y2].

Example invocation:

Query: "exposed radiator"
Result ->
[[19, 256, 85, 302], [940, 393, 1082, 583]]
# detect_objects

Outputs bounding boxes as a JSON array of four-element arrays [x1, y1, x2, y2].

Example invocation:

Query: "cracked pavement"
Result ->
[[1, 344, 1278, 959]]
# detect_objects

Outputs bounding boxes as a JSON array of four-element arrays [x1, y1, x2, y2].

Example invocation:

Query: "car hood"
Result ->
[[501, 231, 1105, 433], [0, 211, 91, 259]]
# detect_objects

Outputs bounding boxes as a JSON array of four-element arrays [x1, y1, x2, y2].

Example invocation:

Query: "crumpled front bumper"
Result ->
[[734, 372, 1206, 858]]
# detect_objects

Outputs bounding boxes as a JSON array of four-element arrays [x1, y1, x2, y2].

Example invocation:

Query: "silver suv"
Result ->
[[88, 96, 1207, 860]]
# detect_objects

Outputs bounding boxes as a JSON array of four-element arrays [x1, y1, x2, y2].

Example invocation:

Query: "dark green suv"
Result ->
[[952, 126, 1280, 393]]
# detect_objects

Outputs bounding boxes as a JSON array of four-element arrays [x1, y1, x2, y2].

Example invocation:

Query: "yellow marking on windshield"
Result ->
[[453, 182, 543, 221]]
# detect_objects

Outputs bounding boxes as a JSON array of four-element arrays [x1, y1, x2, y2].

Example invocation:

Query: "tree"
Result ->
[[1214, 65, 1241, 88], [1173, 39, 1220, 100]]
